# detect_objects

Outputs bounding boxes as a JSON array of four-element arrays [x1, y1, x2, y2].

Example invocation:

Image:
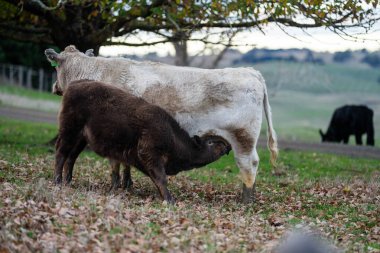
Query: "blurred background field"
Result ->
[[254, 61, 380, 146]]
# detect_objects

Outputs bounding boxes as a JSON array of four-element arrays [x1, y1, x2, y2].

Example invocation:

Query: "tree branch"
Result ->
[[104, 39, 170, 47], [114, 0, 168, 34], [29, 0, 66, 11], [2, 0, 63, 22]]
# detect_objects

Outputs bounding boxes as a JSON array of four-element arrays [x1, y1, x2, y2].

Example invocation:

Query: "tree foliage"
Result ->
[[362, 52, 380, 68], [333, 50, 353, 63], [0, 39, 57, 68], [0, 0, 379, 56]]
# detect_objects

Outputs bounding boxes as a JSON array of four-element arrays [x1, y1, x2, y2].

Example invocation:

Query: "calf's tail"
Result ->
[[262, 78, 278, 167]]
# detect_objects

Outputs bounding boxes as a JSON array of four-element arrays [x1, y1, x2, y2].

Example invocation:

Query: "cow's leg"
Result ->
[[109, 159, 121, 191], [355, 134, 363, 145], [122, 164, 133, 190], [64, 137, 87, 185], [227, 127, 260, 204], [236, 150, 259, 204], [343, 136, 349, 144], [367, 120, 375, 146]]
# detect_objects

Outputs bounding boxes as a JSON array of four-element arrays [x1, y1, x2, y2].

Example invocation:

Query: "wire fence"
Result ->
[[0, 63, 56, 92]]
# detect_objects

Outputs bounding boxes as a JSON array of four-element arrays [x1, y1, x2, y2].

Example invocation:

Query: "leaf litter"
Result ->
[[0, 155, 379, 252]]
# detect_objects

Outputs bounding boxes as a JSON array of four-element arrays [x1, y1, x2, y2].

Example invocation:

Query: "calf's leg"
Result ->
[[137, 138, 173, 203], [64, 137, 87, 184], [147, 165, 173, 204], [109, 159, 122, 191], [55, 136, 78, 184], [122, 164, 133, 190], [109, 161, 133, 191]]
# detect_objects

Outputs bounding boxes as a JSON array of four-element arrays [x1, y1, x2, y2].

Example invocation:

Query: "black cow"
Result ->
[[319, 105, 374, 146]]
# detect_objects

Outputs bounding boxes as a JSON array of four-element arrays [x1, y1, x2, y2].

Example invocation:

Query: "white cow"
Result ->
[[45, 45, 278, 203]]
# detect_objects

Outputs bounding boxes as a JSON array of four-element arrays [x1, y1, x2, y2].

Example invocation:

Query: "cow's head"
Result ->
[[45, 45, 95, 95], [319, 129, 337, 143]]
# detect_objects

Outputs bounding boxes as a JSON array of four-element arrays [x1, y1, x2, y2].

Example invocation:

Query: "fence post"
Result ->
[[9, 64, 14, 85], [51, 72, 57, 91], [26, 69, 33, 89], [1, 64, 6, 80], [18, 65, 24, 87], [38, 68, 44, 91], [0, 64, 4, 83]]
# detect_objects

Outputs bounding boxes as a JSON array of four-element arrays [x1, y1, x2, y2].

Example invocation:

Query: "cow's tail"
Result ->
[[262, 77, 278, 168]]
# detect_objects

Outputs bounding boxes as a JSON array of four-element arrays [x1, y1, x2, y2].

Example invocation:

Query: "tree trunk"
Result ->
[[173, 39, 189, 66]]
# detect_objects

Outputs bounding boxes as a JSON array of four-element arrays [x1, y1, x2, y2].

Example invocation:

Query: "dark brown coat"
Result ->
[[55, 80, 231, 203]]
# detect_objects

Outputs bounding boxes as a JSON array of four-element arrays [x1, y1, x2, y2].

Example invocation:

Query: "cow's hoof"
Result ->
[[242, 184, 256, 204]]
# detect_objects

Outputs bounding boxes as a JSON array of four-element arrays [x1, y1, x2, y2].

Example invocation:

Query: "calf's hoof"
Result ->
[[242, 184, 256, 204], [163, 196, 176, 205], [54, 176, 62, 185], [122, 179, 133, 191], [109, 174, 121, 192], [64, 176, 72, 186], [109, 182, 121, 192]]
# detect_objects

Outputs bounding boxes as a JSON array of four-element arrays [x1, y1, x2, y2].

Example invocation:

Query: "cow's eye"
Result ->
[[207, 140, 214, 146]]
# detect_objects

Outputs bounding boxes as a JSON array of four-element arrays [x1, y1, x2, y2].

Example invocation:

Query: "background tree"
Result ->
[[0, 0, 379, 64]]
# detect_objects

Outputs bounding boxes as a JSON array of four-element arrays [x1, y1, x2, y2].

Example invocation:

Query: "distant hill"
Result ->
[[118, 48, 380, 69]]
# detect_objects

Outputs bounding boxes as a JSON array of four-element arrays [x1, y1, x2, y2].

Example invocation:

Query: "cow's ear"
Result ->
[[45, 48, 63, 66], [85, 49, 94, 57], [193, 135, 202, 148], [64, 45, 79, 53]]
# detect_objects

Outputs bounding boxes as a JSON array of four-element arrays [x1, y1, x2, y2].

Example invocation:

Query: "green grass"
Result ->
[[0, 117, 57, 161], [0, 84, 61, 102]]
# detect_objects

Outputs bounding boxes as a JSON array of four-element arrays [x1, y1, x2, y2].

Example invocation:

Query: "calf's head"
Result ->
[[192, 135, 231, 164]]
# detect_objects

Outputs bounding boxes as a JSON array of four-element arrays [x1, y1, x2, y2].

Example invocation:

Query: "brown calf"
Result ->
[[55, 80, 231, 203]]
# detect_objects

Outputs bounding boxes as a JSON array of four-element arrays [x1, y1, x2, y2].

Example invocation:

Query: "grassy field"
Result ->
[[0, 84, 61, 102], [0, 117, 379, 252]]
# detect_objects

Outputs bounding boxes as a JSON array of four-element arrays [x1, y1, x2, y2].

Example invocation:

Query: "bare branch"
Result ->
[[210, 29, 241, 68], [104, 39, 170, 47]]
